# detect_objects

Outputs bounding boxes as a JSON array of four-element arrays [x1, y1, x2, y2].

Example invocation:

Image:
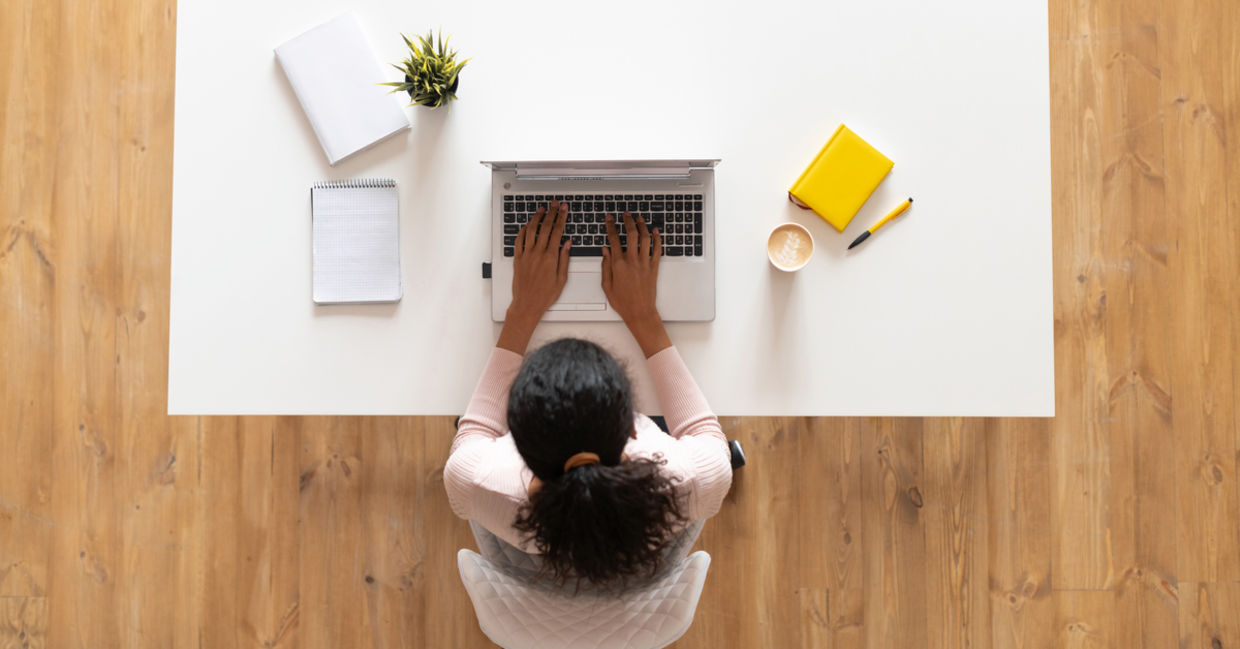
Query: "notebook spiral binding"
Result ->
[[312, 178, 396, 190]]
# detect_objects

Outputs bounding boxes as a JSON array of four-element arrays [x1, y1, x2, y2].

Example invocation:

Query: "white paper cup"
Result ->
[[767, 223, 814, 271]]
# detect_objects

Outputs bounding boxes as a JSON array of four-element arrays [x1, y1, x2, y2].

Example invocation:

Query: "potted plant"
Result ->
[[381, 31, 469, 109]]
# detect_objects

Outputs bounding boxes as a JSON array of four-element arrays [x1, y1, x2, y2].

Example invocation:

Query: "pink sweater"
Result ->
[[444, 345, 733, 554]]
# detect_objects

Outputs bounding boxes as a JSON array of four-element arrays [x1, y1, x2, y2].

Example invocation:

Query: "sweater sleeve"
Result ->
[[443, 347, 525, 520], [645, 347, 733, 520]]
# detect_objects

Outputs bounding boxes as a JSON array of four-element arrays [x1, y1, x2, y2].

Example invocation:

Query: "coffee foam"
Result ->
[[767, 224, 813, 269]]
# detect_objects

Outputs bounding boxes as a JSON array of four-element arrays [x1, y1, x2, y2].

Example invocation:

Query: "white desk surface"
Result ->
[[169, 0, 1053, 416]]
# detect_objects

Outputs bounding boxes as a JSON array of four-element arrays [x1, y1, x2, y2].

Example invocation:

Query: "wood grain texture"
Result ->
[[0, 0, 54, 603], [861, 419, 927, 649], [1178, 582, 1240, 649], [798, 418, 864, 647], [45, 0, 124, 642], [198, 417, 300, 649], [986, 419, 1053, 649], [1047, 0, 1106, 592], [356, 418, 424, 647], [680, 417, 805, 648], [2, 0, 1239, 646], [420, 415, 490, 649], [1055, 591, 1114, 649], [298, 417, 366, 648], [923, 419, 991, 649], [1049, 0, 1177, 604], [0, 598, 46, 649], [1160, 0, 1240, 585]]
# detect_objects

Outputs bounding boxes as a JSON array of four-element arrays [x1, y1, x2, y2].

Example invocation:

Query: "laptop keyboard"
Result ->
[[501, 193, 704, 258]]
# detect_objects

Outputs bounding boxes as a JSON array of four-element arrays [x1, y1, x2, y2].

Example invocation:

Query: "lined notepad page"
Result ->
[[311, 179, 402, 304]]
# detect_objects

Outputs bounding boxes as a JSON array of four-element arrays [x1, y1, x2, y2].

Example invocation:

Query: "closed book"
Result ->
[[275, 13, 410, 165], [789, 124, 894, 232]]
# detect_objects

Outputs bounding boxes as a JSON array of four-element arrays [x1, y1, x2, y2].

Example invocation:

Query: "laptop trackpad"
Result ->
[[548, 272, 606, 311]]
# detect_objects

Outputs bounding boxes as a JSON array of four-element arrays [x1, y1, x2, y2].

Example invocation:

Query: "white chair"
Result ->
[[457, 548, 712, 649]]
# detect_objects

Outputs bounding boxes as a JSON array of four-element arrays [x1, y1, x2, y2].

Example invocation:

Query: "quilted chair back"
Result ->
[[456, 548, 711, 649]]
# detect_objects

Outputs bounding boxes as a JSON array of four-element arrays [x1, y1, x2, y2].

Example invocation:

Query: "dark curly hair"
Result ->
[[508, 338, 686, 589]]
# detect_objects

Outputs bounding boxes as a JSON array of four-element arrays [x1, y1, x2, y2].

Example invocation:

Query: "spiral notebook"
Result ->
[[311, 179, 402, 304]]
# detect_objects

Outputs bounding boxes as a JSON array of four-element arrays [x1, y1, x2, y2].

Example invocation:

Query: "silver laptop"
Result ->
[[483, 159, 719, 322]]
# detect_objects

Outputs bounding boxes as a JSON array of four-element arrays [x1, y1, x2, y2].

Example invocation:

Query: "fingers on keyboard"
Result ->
[[503, 195, 704, 257]]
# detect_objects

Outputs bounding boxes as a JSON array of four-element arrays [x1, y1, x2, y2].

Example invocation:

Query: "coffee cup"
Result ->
[[767, 222, 814, 271]]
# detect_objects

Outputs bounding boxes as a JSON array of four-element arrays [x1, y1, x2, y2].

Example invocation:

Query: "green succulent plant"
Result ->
[[380, 31, 469, 109]]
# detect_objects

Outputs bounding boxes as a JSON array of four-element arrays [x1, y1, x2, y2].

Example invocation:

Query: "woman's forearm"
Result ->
[[496, 304, 541, 355], [626, 312, 672, 358]]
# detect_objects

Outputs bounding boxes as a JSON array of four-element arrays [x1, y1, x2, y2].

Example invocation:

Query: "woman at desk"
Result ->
[[444, 200, 733, 588]]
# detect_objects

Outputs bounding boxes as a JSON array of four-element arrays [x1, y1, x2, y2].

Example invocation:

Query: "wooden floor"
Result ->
[[2, 0, 1238, 646]]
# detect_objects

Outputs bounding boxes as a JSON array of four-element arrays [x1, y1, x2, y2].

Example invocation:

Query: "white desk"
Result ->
[[169, 0, 1053, 416]]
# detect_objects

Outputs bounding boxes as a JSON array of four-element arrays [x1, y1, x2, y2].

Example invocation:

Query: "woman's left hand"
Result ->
[[497, 200, 571, 354], [510, 200, 571, 318]]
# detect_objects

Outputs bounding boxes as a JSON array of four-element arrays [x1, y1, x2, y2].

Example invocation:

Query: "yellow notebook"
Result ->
[[789, 124, 894, 232]]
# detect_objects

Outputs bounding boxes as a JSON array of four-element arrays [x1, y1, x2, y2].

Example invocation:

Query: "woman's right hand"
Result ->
[[602, 212, 672, 357]]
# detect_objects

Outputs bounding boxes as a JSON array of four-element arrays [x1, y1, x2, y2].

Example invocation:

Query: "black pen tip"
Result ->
[[908, 197, 914, 203], [848, 231, 870, 250]]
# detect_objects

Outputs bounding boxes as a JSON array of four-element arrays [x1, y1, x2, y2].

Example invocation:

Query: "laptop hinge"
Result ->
[[513, 162, 694, 181]]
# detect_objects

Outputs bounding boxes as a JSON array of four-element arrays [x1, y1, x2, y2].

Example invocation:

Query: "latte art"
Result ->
[[767, 223, 814, 270]]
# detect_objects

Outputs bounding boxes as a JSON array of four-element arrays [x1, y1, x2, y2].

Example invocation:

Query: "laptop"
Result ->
[[482, 159, 719, 322]]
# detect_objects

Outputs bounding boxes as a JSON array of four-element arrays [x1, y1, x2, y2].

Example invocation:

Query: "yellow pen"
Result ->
[[848, 198, 913, 249]]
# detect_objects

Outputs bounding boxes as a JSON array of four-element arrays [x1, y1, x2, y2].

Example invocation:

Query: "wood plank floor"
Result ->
[[2, 0, 1237, 646]]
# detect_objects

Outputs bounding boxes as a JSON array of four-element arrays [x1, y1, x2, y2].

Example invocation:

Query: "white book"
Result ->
[[311, 179, 402, 304], [275, 13, 410, 165]]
